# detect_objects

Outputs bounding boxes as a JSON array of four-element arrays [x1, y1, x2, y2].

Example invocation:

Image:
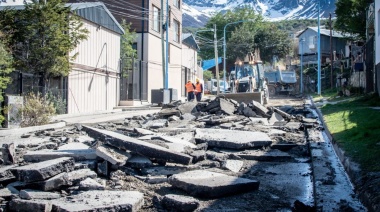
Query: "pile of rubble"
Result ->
[[0, 97, 320, 211]]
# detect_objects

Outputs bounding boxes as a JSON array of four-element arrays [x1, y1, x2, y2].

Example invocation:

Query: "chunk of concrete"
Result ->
[[251, 100, 269, 117], [9, 199, 52, 212], [168, 170, 259, 198], [23, 143, 96, 162], [97, 160, 109, 177], [178, 102, 198, 114], [158, 108, 181, 117], [11, 157, 75, 183], [221, 160, 244, 173], [237, 149, 292, 161], [96, 145, 131, 166], [20, 189, 61, 200], [162, 194, 200, 212], [34, 169, 96, 191], [83, 126, 192, 165], [134, 128, 155, 136], [2, 143, 16, 165], [249, 118, 269, 125], [51, 190, 144, 211], [181, 113, 196, 121], [285, 122, 302, 130], [269, 112, 285, 125], [243, 107, 256, 117], [153, 135, 197, 149], [0, 165, 16, 184], [273, 107, 295, 120], [79, 178, 105, 191], [0, 186, 19, 199], [126, 155, 153, 168], [195, 129, 272, 149], [141, 165, 194, 176]]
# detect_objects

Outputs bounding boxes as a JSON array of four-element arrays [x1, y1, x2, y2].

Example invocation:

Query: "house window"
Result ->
[[153, 6, 160, 32], [173, 0, 180, 9], [173, 19, 180, 42]]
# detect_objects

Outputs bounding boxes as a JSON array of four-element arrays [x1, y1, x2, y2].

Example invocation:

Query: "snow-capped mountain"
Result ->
[[183, 0, 336, 28]]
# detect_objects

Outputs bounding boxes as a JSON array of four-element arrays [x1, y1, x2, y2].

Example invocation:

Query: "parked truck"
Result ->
[[264, 69, 297, 95]]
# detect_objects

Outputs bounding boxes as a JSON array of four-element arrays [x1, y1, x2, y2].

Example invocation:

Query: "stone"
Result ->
[[126, 155, 153, 168], [96, 145, 131, 166], [237, 149, 292, 162], [273, 107, 295, 120], [142, 119, 168, 129], [133, 128, 155, 136], [158, 108, 181, 117], [74, 160, 97, 170], [23, 143, 96, 162], [218, 98, 236, 115], [31, 169, 96, 191], [2, 143, 15, 165], [168, 170, 259, 198], [243, 107, 256, 117], [221, 160, 244, 173], [51, 190, 144, 211], [285, 122, 302, 130], [0, 165, 16, 184], [153, 135, 197, 149], [97, 161, 109, 177], [178, 102, 198, 114], [78, 178, 105, 191], [74, 135, 95, 143], [0, 186, 19, 199], [180, 113, 196, 121], [168, 115, 180, 122], [195, 128, 272, 149], [249, 117, 269, 125], [141, 165, 193, 176], [135, 175, 168, 184], [269, 112, 285, 125], [83, 126, 193, 165], [162, 194, 200, 212], [20, 189, 61, 200], [268, 129, 287, 136], [9, 199, 52, 212], [10, 157, 75, 183], [189, 150, 206, 163], [251, 100, 269, 117]]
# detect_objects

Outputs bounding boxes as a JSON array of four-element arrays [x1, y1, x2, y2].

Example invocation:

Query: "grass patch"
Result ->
[[320, 93, 380, 172]]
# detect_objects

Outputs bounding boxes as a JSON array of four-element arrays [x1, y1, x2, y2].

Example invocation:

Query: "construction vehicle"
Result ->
[[264, 68, 297, 96], [219, 51, 269, 105]]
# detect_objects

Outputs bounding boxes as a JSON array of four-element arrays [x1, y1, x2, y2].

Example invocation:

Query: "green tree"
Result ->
[[120, 19, 137, 59], [0, 33, 13, 124], [0, 0, 88, 92], [203, 70, 214, 81], [335, 0, 373, 39]]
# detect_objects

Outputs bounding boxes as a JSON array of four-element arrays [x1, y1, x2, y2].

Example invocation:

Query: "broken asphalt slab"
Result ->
[[168, 170, 259, 198], [195, 128, 272, 149], [82, 126, 193, 165], [10, 157, 75, 183]]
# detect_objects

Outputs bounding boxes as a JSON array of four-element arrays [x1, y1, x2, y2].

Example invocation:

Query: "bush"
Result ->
[[47, 92, 67, 114], [20, 92, 56, 127]]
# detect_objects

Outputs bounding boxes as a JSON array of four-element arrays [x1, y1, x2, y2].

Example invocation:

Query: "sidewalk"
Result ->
[[0, 106, 161, 137]]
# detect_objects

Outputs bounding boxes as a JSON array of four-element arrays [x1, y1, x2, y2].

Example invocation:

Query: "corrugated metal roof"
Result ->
[[0, 2, 124, 35], [297, 27, 347, 38], [68, 2, 124, 35]]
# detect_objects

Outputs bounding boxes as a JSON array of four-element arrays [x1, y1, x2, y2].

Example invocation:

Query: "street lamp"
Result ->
[[223, 19, 254, 93], [300, 38, 305, 94]]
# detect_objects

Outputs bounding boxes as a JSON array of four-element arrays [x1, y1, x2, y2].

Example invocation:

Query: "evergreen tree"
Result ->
[[0, 33, 13, 124], [0, 0, 88, 92]]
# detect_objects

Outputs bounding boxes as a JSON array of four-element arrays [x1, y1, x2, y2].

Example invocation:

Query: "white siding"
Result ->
[[68, 18, 121, 114], [70, 19, 121, 73]]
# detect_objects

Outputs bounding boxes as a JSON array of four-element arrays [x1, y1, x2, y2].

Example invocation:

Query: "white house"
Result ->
[[181, 33, 202, 96], [0, 2, 125, 114]]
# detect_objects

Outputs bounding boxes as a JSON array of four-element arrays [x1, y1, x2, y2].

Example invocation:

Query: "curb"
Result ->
[[0, 122, 66, 137], [310, 97, 375, 211]]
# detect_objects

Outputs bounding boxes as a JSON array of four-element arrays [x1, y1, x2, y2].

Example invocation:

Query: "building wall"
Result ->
[[68, 18, 121, 113]]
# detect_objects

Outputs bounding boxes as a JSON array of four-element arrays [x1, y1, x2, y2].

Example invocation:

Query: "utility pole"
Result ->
[[161, 0, 165, 88], [214, 24, 220, 95], [329, 13, 333, 90], [165, 0, 169, 89], [317, 0, 321, 95]]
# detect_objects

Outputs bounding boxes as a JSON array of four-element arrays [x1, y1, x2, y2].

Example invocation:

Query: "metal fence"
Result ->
[[120, 57, 148, 101], [4, 71, 68, 114]]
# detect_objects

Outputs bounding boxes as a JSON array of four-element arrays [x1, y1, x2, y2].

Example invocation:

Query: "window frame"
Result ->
[[173, 19, 180, 43], [173, 0, 180, 9], [152, 5, 160, 33]]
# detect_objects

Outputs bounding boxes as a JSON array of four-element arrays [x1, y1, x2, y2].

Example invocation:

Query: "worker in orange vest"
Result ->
[[185, 80, 196, 101], [194, 78, 203, 102]]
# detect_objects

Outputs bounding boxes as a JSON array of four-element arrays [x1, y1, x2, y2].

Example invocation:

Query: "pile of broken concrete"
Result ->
[[0, 97, 319, 211]]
